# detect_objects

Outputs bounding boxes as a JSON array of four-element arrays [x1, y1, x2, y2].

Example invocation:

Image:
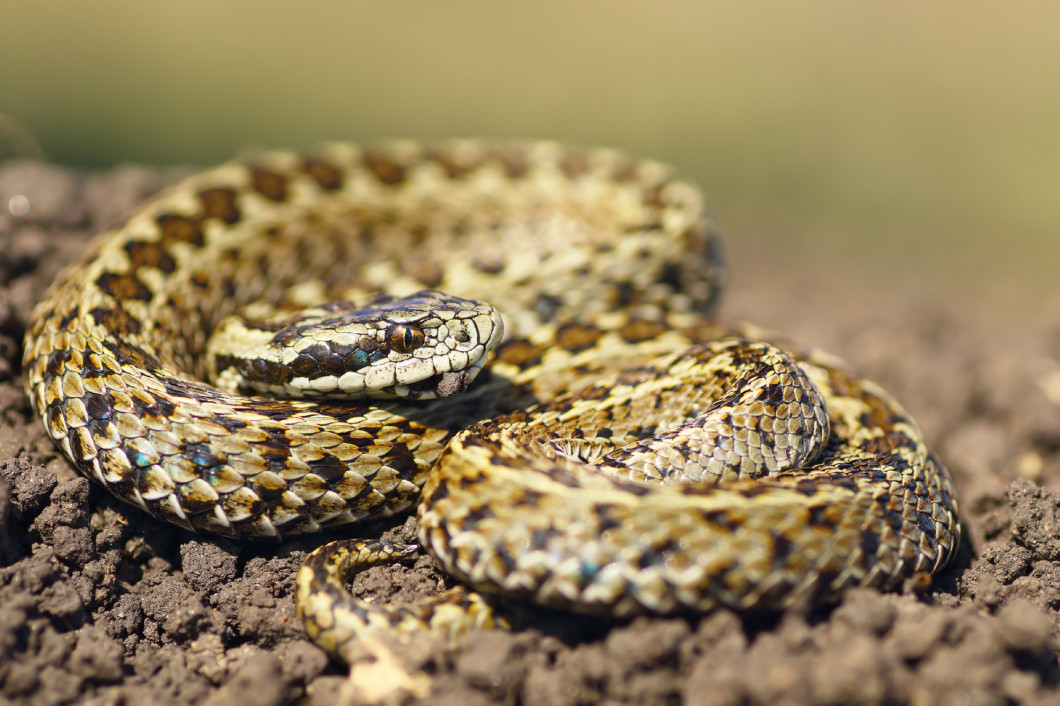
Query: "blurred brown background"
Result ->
[[1, 1, 1056, 301]]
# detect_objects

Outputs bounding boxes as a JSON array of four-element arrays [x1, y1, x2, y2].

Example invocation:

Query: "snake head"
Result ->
[[207, 290, 504, 399]]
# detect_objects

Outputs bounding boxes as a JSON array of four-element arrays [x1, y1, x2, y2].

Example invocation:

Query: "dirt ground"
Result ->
[[2, 159, 1060, 706]]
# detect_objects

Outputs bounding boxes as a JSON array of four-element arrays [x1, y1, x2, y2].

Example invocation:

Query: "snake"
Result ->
[[22, 140, 960, 664]]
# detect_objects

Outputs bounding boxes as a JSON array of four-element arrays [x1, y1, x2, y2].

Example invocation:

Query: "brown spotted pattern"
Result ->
[[25, 141, 720, 538], [420, 335, 959, 617], [22, 141, 958, 664]]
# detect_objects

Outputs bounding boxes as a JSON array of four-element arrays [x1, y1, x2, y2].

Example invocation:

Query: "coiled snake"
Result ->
[[22, 140, 960, 663]]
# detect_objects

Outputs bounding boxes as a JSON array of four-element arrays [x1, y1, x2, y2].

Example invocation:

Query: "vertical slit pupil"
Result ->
[[387, 324, 425, 354]]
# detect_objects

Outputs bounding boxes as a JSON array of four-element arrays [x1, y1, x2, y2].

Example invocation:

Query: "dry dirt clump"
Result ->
[[1, 159, 1059, 705]]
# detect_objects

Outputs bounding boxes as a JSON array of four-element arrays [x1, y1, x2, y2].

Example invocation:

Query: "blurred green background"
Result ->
[[1, 1, 1056, 295]]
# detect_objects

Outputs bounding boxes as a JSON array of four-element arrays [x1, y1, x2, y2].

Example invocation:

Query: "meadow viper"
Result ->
[[22, 140, 960, 663]]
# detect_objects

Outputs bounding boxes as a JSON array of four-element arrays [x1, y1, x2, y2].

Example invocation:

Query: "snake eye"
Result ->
[[386, 323, 425, 354]]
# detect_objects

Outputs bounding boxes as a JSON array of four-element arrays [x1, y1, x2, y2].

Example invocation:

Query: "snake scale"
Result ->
[[22, 140, 960, 663]]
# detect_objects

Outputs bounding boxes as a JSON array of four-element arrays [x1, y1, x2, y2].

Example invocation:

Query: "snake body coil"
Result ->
[[23, 141, 960, 661]]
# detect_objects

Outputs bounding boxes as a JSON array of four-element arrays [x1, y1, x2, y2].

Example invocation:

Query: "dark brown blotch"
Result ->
[[860, 528, 881, 557], [102, 340, 162, 371], [635, 537, 685, 570], [559, 150, 589, 179], [496, 146, 529, 179], [594, 505, 626, 533], [289, 353, 318, 379], [429, 148, 481, 180], [46, 349, 71, 377], [496, 340, 544, 370], [556, 324, 603, 354], [251, 167, 288, 202], [58, 307, 80, 331], [125, 240, 176, 274], [226, 356, 292, 386], [363, 151, 406, 185], [302, 158, 345, 190], [757, 382, 790, 406], [770, 532, 796, 561], [309, 454, 347, 482], [618, 319, 667, 344], [456, 502, 496, 527], [380, 444, 416, 472], [89, 306, 143, 336], [96, 272, 153, 303], [658, 262, 683, 290], [702, 509, 742, 531], [270, 325, 301, 346], [187, 271, 212, 290], [571, 383, 612, 403], [806, 505, 839, 530], [198, 187, 241, 224], [615, 282, 636, 307], [319, 352, 346, 378], [156, 214, 205, 247]]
